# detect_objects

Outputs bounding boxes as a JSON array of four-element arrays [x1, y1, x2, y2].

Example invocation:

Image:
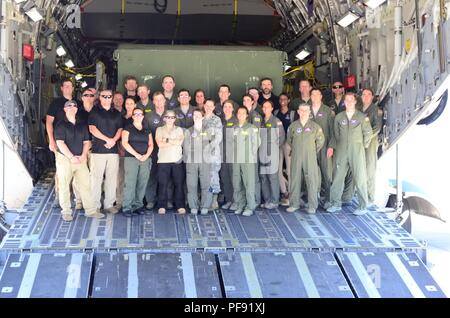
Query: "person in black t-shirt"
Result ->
[[121, 107, 154, 217], [46, 78, 81, 207], [54, 100, 105, 222], [117, 96, 137, 209], [123, 75, 140, 102], [88, 89, 123, 214]]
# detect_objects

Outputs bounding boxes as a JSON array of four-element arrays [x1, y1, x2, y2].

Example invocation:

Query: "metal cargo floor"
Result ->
[[0, 173, 446, 298]]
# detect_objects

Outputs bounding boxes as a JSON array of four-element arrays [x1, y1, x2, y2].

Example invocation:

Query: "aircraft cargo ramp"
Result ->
[[0, 173, 446, 298]]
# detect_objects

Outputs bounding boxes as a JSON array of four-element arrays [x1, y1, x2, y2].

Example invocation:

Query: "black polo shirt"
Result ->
[[258, 93, 280, 111], [54, 119, 90, 156], [47, 97, 82, 127], [88, 106, 123, 154], [123, 124, 151, 157]]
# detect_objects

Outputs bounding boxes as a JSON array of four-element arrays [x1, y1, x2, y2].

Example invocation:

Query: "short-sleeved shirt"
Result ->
[[47, 97, 82, 127], [123, 124, 151, 157], [77, 106, 92, 124], [88, 106, 123, 154], [54, 119, 90, 156], [275, 109, 295, 134], [258, 93, 280, 111], [155, 126, 184, 163]]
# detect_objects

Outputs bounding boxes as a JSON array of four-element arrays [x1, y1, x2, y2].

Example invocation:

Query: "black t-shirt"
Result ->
[[47, 97, 82, 127], [123, 116, 133, 128], [123, 124, 151, 157], [88, 106, 123, 154], [276, 109, 293, 134], [54, 119, 90, 156], [258, 93, 280, 111]]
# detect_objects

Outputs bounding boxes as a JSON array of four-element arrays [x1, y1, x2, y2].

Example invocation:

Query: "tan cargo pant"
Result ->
[[90, 153, 119, 210], [55, 152, 97, 216]]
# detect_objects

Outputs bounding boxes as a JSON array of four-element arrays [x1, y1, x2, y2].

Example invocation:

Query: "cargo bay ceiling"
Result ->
[[47, 0, 366, 68]]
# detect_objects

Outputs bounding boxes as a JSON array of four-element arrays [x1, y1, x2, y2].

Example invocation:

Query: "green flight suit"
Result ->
[[260, 115, 285, 205], [330, 110, 373, 209], [184, 126, 214, 210], [232, 122, 261, 211], [310, 104, 335, 201], [249, 110, 263, 205], [359, 103, 382, 203], [287, 119, 325, 210]]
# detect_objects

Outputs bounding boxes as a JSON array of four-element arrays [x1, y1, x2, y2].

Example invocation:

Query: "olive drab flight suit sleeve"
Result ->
[[362, 116, 373, 148], [327, 110, 336, 149], [315, 127, 325, 153], [365, 104, 382, 204]]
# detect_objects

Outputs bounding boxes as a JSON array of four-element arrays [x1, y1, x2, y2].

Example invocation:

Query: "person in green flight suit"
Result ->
[[232, 106, 261, 217], [327, 92, 373, 215], [286, 103, 325, 214], [309, 88, 336, 207], [359, 88, 382, 208]]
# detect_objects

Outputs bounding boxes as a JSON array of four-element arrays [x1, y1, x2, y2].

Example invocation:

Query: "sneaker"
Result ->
[[326, 206, 341, 213], [265, 203, 278, 210], [146, 202, 155, 210], [321, 201, 332, 209], [234, 209, 243, 215], [286, 207, 299, 213], [260, 203, 266, 208], [61, 213, 73, 222], [306, 208, 316, 214], [200, 208, 209, 215], [177, 208, 186, 215], [229, 203, 239, 211], [242, 209, 254, 217], [85, 212, 105, 219], [191, 208, 198, 215], [367, 203, 378, 210], [122, 210, 134, 217], [158, 208, 166, 215], [280, 198, 289, 206], [75, 202, 83, 210], [353, 208, 368, 216], [342, 201, 353, 206], [104, 206, 120, 214], [167, 202, 174, 209], [221, 202, 232, 210]]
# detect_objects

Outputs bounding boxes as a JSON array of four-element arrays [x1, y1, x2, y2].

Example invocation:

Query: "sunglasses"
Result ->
[[165, 116, 176, 119], [332, 85, 343, 89], [65, 104, 77, 108], [101, 95, 112, 99], [83, 94, 95, 97]]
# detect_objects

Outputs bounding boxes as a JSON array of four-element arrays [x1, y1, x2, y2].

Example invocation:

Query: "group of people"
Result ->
[[46, 74, 382, 222]]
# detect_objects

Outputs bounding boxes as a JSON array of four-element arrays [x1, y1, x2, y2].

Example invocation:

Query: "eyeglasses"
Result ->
[[332, 85, 343, 89], [133, 113, 144, 117], [101, 95, 112, 99], [83, 94, 95, 97], [165, 116, 176, 119]]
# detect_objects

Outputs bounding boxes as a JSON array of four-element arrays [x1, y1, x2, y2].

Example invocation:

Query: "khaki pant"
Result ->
[[90, 153, 119, 209], [116, 156, 125, 207], [73, 151, 91, 206], [278, 142, 291, 194], [55, 152, 97, 215]]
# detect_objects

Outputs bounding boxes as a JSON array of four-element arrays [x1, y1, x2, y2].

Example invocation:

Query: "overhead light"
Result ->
[[75, 74, 83, 81], [81, 81, 88, 88], [363, 0, 387, 9], [14, 0, 27, 3], [25, 7, 44, 22], [65, 59, 75, 68], [337, 11, 360, 27], [56, 45, 66, 57], [337, 4, 364, 27], [295, 49, 311, 60]]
